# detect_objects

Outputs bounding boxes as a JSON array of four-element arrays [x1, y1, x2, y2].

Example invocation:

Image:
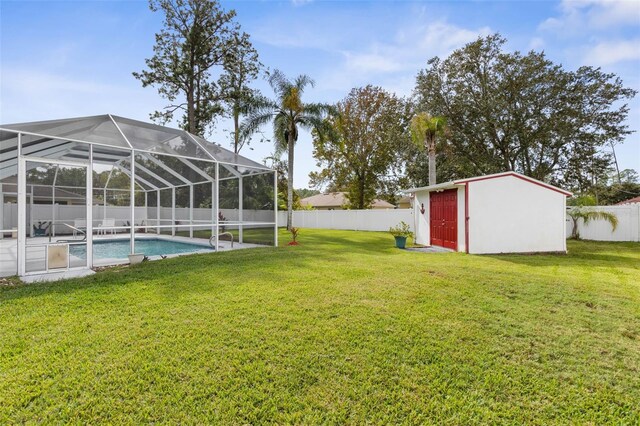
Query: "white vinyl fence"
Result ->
[[279, 209, 414, 232], [282, 205, 639, 242], [5, 203, 638, 242], [1, 203, 276, 236], [566, 204, 640, 242]]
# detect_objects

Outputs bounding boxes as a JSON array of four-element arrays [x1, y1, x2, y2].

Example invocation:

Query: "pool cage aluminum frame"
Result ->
[[0, 115, 278, 277]]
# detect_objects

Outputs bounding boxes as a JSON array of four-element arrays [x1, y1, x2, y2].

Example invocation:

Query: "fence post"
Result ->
[[0, 184, 3, 240], [630, 204, 640, 242]]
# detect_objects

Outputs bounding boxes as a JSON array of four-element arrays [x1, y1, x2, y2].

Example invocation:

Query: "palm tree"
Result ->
[[241, 70, 332, 229], [567, 208, 618, 239], [410, 112, 447, 186]]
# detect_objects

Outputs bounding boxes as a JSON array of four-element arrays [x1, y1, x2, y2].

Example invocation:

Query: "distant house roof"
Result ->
[[616, 196, 640, 205], [300, 192, 395, 209]]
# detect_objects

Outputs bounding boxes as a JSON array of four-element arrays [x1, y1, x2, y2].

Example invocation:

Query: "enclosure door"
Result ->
[[18, 157, 91, 275], [430, 189, 457, 250]]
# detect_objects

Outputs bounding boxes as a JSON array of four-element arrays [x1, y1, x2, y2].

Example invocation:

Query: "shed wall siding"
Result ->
[[413, 191, 429, 245], [467, 175, 566, 254], [455, 186, 466, 252]]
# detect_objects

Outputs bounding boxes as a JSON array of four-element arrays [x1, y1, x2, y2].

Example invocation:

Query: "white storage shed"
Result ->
[[405, 172, 571, 254]]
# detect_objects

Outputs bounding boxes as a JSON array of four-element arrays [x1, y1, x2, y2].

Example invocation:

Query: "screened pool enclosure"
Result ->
[[0, 115, 277, 278]]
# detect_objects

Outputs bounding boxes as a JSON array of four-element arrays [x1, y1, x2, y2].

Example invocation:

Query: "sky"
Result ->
[[1, 0, 639, 189]]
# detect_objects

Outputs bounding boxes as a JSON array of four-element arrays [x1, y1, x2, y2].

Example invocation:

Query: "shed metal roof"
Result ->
[[403, 172, 572, 197]]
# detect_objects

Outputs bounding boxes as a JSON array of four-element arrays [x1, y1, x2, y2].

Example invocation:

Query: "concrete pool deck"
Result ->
[[0, 233, 266, 280]]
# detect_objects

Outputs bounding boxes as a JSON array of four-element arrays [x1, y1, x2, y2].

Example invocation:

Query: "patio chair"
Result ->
[[97, 218, 115, 235], [73, 219, 86, 237]]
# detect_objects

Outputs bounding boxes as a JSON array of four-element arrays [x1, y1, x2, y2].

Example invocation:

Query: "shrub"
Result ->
[[389, 221, 413, 238]]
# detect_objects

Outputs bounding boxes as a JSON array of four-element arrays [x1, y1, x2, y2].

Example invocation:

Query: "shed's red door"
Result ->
[[430, 189, 458, 250]]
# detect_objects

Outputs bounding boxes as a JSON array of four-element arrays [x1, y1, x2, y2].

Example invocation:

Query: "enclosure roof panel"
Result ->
[[1, 115, 130, 148], [1, 115, 270, 170], [188, 133, 266, 170]]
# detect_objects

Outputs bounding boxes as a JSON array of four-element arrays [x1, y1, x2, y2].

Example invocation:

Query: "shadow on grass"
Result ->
[[485, 240, 640, 268], [486, 253, 638, 269], [4, 231, 636, 302], [0, 230, 405, 302]]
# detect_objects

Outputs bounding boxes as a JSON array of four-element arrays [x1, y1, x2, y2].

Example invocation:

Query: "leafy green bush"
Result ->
[[389, 221, 413, 238]]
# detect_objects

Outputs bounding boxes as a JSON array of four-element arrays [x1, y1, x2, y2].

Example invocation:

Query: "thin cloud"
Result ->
[[0, 68, 162, 124], [529, 37, 545, 50], [584, 38, 640, 66], [319, 21, 491, 95], [343, 51, 404, 74], [540, 0, 640, 33]]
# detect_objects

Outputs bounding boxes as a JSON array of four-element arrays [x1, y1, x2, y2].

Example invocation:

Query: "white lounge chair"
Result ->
[[97, 218, 115, 235], [73, 219, 86, 237]]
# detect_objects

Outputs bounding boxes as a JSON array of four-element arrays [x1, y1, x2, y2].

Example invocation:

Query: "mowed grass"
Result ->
[[175, 227, 275, 245], [0, 229, 638, 424]]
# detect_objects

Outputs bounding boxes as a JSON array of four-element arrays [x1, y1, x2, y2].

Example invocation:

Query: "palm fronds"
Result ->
[[239, 68, 333, 229], [410, 112, 447, 147], [579, 210, 618, 230], [272, 113, 289, 155], [567, 208, 618, 239], [294, 74, 315, 94]]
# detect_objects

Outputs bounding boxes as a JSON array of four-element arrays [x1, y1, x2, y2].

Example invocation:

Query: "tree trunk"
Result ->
[[570, 215, 580, 239], [611, 142, 621, 183], [233, 105, 240, 154], [287, 130, 295, 230], [427, 139, 436, 186], [187, 90, 196, 134]]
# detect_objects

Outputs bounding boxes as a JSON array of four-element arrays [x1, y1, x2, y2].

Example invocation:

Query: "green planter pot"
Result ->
[[394, 236, 407, 249]]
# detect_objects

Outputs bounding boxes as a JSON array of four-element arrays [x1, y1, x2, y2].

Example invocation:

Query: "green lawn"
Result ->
[[175, 227, 275, 245], [1, 229, 639, 424]]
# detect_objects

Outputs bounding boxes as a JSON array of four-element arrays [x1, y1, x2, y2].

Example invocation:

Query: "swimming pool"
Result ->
[[70, 238, 212, 260]]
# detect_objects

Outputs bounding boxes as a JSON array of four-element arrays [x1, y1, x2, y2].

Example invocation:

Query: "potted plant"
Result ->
[[218, 211, 227, 233], [33, 221, 51, 237], [389, 221, 413, 249]]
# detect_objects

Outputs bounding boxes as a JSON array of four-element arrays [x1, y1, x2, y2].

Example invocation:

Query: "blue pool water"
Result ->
[[70, 238, 212, 259]]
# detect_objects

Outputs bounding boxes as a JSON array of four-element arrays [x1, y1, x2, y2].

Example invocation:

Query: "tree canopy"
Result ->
[[310, 85, 408, 209], [132, 14, 637, 207], [413, 34, 636, 191], [219, 31, 262, 153], [133, 0, 246, 136], [587, 169, 640, 205]]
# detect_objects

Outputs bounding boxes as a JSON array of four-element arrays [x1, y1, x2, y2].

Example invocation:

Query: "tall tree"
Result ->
[[241, 70, 332, 229], [310, 85, 408, 209], [409, 113, 447, 186], [133, 0, 240, 136], [414, 34, 636, 190], [264, 155, 303, 211], [588, 169, 640, 205], [219, 31, 262, 153]]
